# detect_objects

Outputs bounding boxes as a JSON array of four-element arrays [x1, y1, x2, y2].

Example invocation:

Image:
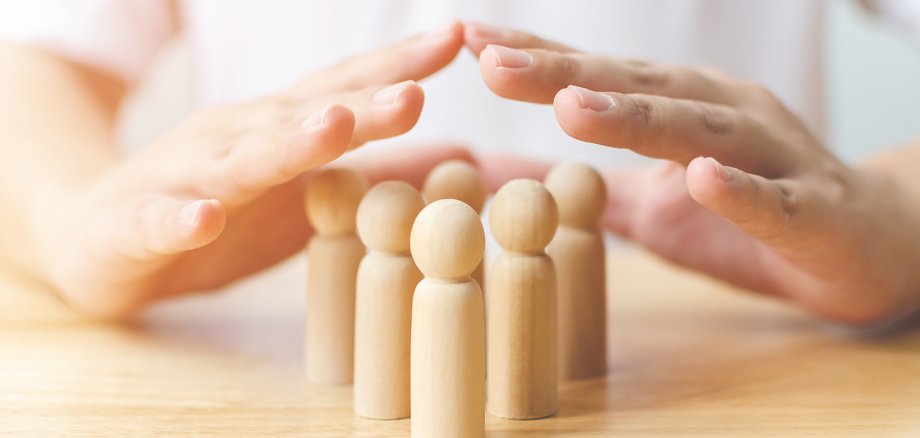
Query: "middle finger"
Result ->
[[479, 45, 741, 105]]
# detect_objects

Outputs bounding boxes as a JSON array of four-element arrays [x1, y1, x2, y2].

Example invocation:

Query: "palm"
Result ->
[[605, 163, 782, 292], [37, 24, 468, 317], [606, 162, 915, 322]]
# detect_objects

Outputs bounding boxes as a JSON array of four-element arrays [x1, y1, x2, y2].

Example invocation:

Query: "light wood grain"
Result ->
[[2, 249, 920, 437], [304, 167, 368, 385], [548, 227, 607, 380], [410, 199, 486, 438], [422, 160, 488, 289], [353, 181, 425, 419], [488, 179, 559, 420], [545, 163, 608, 381]]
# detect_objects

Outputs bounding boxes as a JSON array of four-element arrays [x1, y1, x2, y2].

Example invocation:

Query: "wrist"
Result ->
[[853, 165, 920, 316]]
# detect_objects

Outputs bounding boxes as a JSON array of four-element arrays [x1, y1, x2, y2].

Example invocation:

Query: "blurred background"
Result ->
[[118, 0, 920, 163]]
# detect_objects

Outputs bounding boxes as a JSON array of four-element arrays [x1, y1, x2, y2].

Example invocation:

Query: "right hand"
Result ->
[[468, 24, 920, 325], [36, 22, 469, 318]]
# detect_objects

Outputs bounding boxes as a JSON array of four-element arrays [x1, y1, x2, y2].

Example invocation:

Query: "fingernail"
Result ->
[[469, 22, 511, 40], [706, 157, 734, 182], [568, 85, 615, 112], [303, 106, 331, 130], [373, 81, 413, 106], [179, 200, 206, 227], [488, 45, 532, 69]]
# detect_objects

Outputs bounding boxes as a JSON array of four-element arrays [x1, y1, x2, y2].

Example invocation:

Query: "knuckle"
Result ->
[[629, 95, 656, 127], [777, 183, 802, 221], [624, 95, 658, 152], [626, 60, 670, 90], [693, 102, 736, 136], [558, 52, 582, 80]]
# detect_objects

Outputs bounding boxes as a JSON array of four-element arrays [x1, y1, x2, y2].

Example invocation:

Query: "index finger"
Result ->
[[290, 22, 465, 99], [554, 86, 792, 176], [464, 21, 578, 55]]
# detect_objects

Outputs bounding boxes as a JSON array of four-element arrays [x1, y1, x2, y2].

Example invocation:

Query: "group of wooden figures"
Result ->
[[304, 159, 608, 437]]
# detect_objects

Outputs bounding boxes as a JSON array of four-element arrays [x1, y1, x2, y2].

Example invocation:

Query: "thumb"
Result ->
[[685, 156, 806, 245], [98, 195, 226, 264], [60, 195, 226, 318]]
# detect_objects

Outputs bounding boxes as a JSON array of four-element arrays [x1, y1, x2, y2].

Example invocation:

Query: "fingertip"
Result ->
[[477, 45, 533, 101], [436, 20, 465, 47], [372, 81, 426, 135], [177, 199, 226, 250], [347, 82, 427, 150], [419, 20, 465, 64], [478, 44, 502, 82], [553, 86, 583, 112], [555, 87, 633, 149], [553, 86, 595, 139], [303, 104, 356, 135], [686, 156, 741, 210], [300, 104, 355, 162], [395, 80, 426, 120], [322, 103, 357, 130]]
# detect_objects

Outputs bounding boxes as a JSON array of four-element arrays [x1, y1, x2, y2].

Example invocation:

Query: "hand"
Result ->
[[36, 23, 469, 318], [466, 23, 920, 324]]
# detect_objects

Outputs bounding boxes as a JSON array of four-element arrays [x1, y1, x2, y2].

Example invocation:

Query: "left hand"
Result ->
[[32, 24, 470, 317], [465, 23, 920, 325]]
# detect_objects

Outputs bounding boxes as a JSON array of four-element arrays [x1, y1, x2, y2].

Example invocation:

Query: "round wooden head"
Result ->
[[357, 181, 426, 253], [422, 160, 487, 213], [544, 162, 607, 230], [306, 167, 369, 237], [410, 199, 485, 280], [489, 179, 558, 253]]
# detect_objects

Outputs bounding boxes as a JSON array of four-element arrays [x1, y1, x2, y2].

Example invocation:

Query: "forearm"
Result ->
[[0, 43, 124, 279]]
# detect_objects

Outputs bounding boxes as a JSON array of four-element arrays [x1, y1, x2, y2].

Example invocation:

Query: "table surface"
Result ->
[[2, 249, 919, 437]]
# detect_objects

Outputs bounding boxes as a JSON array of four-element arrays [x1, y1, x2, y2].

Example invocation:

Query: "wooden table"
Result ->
[[2, 249, 919, 437]]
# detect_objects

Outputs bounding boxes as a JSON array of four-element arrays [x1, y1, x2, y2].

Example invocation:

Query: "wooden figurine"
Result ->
[[545, 162, 609, 381], [410, 199, 485, 438], [422, 159, 487, 288], [304, 167, 368, 385], [487, 179, 559, 419], [354, 181, 425, 419]]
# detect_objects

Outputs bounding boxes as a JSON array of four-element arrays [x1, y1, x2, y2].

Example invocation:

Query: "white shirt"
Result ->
[[1, 0, 917, 167]]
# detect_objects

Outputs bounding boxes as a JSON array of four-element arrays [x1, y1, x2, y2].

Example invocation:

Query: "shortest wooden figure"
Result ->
[[545, 162, 608, 381], [304, 167, 368, 385], [410, 199, 485, 438], [354, 181, 425, 419], [488, 179, 559, 420]]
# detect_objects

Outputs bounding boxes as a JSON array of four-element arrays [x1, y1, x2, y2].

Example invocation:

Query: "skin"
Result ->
[[3, 18, 918, 326], [0, 22, 472, 318], [464, 22, 920, 325]]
